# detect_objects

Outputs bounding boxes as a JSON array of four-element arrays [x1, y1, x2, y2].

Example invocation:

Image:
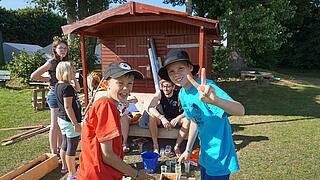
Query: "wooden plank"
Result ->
[[15, 153, 58, 180], [2, 126, 44, 142], [0, 125, 44, 131], [2, 126, 50, 146], [0, 153, 58, 180], [0, 154, 47, 180]]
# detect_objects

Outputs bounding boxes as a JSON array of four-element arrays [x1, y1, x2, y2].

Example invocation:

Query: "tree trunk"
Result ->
[[66, 0, 77, 42], [186, 0, 192, 15]]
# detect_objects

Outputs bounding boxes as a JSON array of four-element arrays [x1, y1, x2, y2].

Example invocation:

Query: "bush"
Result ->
[[8, 50, 47, 83], [211, 47, 230, 79]]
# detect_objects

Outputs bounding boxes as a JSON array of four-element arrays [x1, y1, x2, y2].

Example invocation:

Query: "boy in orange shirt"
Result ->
[[77, 62, 155, 180]]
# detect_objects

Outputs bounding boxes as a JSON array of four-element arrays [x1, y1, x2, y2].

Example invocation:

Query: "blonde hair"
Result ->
[[56, 61, 72, 83]]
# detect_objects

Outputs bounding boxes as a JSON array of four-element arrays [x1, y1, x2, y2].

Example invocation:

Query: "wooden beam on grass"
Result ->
[[0, 125, 44, 131], [1, 126, 50, 146], [1, 126, 44, 142]]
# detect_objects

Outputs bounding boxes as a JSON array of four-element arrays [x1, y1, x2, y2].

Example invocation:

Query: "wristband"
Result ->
[[158, 114, 164, 120], [187, 149, 192, 153], [72, 121, 78, 126], [134, 170, 140, 180]]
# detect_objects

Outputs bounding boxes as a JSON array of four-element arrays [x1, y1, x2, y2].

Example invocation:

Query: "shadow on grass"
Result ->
[[233, 134, 269, 152], [40, 163, 66, 180], [230, 117, 314, 151], [1, 86, 24, 90], [231, 117, 314, 133], [219, 79, 320, 118]]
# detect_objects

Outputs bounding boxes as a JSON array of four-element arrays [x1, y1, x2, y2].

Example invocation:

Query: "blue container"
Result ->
[[141, 152, 159, 174]]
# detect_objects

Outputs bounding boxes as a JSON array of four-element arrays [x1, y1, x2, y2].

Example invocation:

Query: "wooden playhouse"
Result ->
[[62, 1, 222, 105]]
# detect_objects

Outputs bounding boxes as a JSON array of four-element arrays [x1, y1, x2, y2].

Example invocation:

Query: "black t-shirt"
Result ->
[[54, 82, 81, 123], [156, 90, 183, 121], [48, 59, 59, 89]]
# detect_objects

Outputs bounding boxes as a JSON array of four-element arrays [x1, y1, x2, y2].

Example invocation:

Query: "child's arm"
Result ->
[[70, 65, 81, 92], [178, 118, 198, 165], [64, 97, 81, 132], [148, 90, 171, 128], [100, 141, 155, 179], [187, 68, 245, 116], [30, 61, 51, 83]]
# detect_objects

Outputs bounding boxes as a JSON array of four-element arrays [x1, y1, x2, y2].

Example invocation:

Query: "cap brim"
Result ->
[[158, 60, 199, 81], [110, 70, 144, 80]]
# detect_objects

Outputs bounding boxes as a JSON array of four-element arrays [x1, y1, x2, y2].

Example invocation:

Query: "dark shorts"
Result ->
[[200, 165, 230, 180], [46, 90, 58, 108]]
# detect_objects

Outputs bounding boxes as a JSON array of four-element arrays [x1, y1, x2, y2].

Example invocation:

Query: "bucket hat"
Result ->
[[158, 48, 199, 81], [104, 61, 143, 80]]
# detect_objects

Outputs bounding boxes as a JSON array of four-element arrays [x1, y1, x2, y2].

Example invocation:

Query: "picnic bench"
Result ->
[[240, 71, 274, 80], [0, 70, 11, 86]]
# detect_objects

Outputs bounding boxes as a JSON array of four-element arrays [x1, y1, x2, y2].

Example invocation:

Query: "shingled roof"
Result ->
[[62, 1, 220, 37]]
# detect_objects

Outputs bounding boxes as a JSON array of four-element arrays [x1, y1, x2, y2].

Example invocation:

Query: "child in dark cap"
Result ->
[[77, 61, 155, 180], [159, 49, 245, 180]]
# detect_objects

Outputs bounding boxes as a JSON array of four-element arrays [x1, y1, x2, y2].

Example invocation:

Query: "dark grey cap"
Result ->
[[103, 61, 143, 80]]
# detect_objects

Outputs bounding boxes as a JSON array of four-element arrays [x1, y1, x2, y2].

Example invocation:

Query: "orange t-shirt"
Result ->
[[77, 97, 123, 180]]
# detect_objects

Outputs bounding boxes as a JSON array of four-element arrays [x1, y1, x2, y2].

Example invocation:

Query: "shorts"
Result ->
[[200, 165, 230, 180], [46, 90, 58, 108], [57, 117, 81, 138], [158, 117, 182, 129]]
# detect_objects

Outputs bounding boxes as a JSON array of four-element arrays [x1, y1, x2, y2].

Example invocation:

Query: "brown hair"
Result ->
[[52, 38, 69, 61], [159, 79, 174, 86]]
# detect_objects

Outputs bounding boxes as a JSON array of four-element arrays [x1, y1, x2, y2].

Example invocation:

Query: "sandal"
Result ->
[[123, 144, 130, 153], [61, 167, 68, 174]]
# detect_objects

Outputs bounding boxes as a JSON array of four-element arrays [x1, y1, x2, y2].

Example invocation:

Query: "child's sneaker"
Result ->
[[61, 167, 68, 174], [67, 175, 77, 180]]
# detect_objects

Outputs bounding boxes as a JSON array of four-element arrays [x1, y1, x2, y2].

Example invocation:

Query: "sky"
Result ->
[[0, 0, 186, 12]]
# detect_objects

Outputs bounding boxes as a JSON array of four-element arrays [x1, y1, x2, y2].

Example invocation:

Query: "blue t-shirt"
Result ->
[[179, 78, 239, 176]]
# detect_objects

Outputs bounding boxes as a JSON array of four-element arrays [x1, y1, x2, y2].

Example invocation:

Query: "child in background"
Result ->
[[54, 61, 81, 180], [31, 38, 69, 154], [77, 61, 155, 180], [119, 95, 139, 153], [158, 49, 245, 180]]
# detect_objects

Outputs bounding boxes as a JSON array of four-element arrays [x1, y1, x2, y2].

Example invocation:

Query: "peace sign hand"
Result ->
[[187, 68, 217, 104]]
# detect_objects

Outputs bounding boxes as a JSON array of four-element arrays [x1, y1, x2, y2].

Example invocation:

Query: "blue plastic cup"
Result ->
[[141, 152, 159, 174]]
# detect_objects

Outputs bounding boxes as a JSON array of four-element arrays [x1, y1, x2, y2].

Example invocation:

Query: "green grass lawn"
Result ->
[[0, 69, 319, 179]]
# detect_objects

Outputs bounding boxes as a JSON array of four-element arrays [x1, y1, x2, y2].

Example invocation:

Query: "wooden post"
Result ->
[[198, 26, 204, 73], [33, 89, 37, 111], [80, 34, 89, 106]]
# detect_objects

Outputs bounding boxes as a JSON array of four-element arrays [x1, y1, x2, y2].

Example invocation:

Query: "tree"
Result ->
[[30, 0, 127, 72], [164, 0, 296, 69], [0, 7, 66, 47], [277, 0, 320, 69]]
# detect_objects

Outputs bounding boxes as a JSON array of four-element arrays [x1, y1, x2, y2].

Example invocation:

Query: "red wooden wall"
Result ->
[[100, 20, 213, 93]]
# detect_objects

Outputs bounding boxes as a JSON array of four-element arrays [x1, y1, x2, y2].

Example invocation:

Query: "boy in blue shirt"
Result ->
[[158, 49, 245, 179]]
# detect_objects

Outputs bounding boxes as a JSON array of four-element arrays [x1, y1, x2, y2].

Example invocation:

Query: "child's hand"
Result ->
[[161, 117, 171, 129], [138, 169, 156, 179], [74, 123, 81, 133], [178, 151, 191, 165], [170, 117, 180, 128], [187, 68, 217, 105]]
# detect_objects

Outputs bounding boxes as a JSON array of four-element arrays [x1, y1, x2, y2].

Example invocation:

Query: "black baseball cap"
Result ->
[[103, 61, 143, 80], [158, 48, 199, 81]]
